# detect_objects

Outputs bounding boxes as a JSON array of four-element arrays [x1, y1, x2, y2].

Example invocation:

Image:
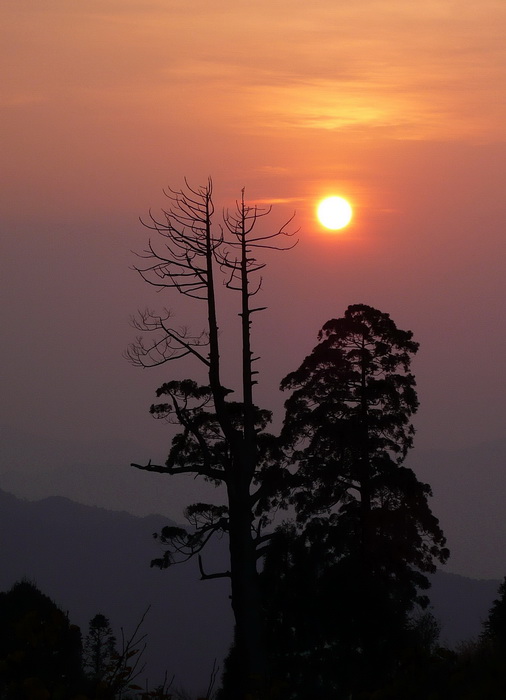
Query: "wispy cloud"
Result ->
[[2, 0, 506, 197], [153, 0, 506, 142]]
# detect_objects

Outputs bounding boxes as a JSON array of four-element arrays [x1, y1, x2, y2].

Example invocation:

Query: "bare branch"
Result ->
[[204, 659, 220, 700], [131, 460, 169, 474], [198, 555, 231, 580], [104, 606, 151, 696], [124, 309, 210, 368], [129, 179, 224, 368]]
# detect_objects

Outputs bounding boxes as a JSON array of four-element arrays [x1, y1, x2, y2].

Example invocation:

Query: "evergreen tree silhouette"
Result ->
[[83, 613, 117, 681], [262, 304, 449, 697]]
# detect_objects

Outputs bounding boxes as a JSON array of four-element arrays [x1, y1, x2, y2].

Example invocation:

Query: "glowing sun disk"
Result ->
[[317, 196, 353, 230]]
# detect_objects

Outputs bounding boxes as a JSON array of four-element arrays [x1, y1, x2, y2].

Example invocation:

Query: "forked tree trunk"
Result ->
[[131, 181, 290, 697]]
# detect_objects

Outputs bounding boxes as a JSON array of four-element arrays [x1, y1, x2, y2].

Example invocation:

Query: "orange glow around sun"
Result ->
[[317, 196, 353, 230]]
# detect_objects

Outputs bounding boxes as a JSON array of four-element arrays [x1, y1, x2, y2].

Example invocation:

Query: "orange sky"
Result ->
[[2, 0, 506, 575], [3, 0, 506, 215]]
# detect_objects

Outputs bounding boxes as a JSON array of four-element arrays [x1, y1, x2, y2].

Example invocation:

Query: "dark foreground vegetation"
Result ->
[[0, 580, 146, 700], [3, 577, 506, 699]]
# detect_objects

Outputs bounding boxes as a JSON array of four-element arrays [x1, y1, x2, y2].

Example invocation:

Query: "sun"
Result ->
[[317, 196, 353, 230]]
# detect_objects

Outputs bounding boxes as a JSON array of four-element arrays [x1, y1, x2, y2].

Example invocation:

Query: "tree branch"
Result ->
[[198, 554, 231, 580], [131, 460, 168, 474]]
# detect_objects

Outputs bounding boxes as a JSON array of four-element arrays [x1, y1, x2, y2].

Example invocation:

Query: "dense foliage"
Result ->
[[0, 583, 165, 700], [0, 580, 82, 699], [5, 577, 506, 699], [261, 304, 449, 697]]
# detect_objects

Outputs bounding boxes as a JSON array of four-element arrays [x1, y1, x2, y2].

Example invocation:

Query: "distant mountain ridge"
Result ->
[[0, 488, 233, 695], [0, 423, 222, 524], [429, 570, 500, 646], [0, 489, 501, 692]]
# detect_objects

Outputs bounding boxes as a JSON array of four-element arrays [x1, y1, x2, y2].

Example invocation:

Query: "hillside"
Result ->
[[0, 489, 233, 695], [0, 488, 501, 693]]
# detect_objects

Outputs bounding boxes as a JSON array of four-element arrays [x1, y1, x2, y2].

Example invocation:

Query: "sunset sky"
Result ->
[[2, 0, 506, 577]]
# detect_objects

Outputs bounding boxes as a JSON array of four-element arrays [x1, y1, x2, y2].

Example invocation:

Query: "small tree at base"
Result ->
[[83, 614, 117, 682]]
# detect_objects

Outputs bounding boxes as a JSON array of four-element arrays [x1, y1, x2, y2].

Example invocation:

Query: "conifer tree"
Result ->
[[83, 613, 117, 682], [263, 304, 449, 697]]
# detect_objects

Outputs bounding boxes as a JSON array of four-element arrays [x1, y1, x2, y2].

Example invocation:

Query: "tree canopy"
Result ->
[[261, 304, 449, 697]]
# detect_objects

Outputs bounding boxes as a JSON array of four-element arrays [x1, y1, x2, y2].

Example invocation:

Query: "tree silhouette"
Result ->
[[83, 609, 150, 699], [262, 304, 449, 697], [83, 613, 117, 682], [483, 577, 506, 649], [127, 179, 295, 698]]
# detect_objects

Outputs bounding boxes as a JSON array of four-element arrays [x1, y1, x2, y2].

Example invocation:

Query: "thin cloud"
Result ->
[[4, 0, 506, 142], [252, 197, 305, 205], [254, 166, 292, 177]]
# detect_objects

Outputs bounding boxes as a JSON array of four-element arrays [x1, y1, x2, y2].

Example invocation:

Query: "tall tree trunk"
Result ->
[[222, 192, 266, 696], [359, 339, 372, 565], [226, 477, 266, 698]]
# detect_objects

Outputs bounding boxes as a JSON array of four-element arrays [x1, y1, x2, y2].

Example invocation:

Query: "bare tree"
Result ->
[[127, 179, 295, 698]]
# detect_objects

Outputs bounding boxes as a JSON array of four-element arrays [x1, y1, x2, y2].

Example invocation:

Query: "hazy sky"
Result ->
[[2, 1, 506, 576]]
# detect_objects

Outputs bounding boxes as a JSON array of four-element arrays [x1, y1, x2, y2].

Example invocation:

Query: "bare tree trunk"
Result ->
[[221, 194, 267, 696], [226, 477, 266, 697]]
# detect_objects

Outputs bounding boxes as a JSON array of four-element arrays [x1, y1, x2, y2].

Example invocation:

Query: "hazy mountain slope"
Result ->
[[407, 439, 506, 580], [0, 489, 233, 695], [0, 423, 221, 521], [429, 570, 500, 646]]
